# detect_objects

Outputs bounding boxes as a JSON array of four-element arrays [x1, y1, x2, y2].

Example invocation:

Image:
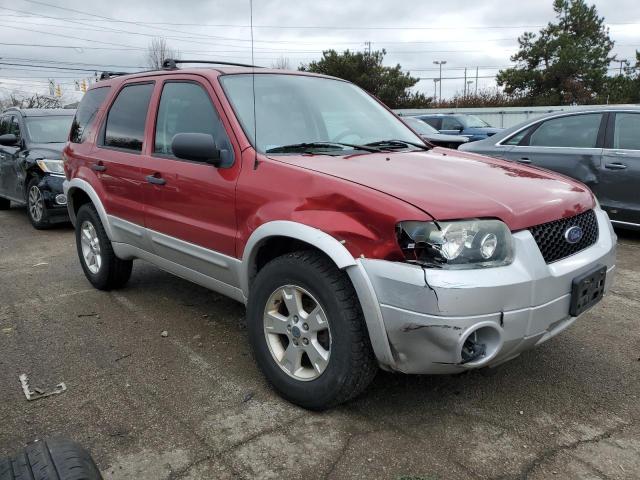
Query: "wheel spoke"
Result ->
[[305, 339, 330, 375], [282, 343, 303, 375], [282, 286, 304, 318], [304, 305, 329, 332], [264, 310, 289, 335]]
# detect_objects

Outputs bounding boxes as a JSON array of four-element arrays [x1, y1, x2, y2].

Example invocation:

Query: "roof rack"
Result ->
[[99, 71, 130, 80], [161, 59, 262, 70]]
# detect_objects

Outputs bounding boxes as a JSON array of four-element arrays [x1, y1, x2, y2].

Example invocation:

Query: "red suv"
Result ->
[[63, 61, 617, 409]]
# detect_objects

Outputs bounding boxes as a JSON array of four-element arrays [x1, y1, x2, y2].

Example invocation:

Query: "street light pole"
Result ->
[[433, 79, 440, 100], [433, 60, 446, 102]]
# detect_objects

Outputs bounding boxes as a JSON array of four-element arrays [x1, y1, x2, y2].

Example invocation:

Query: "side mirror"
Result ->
[[171, 133, 220, 166], [0, 134, 18, 146]]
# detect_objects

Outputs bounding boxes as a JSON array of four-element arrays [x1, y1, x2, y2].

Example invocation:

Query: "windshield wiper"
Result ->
[[365, 139, 431, 151], [266, 142, 382, 154]]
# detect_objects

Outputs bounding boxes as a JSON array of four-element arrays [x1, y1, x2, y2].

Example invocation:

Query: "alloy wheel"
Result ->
[[80, 220, 102, 274], [263, 285, 332, 381], [28, 186, 44, 223]]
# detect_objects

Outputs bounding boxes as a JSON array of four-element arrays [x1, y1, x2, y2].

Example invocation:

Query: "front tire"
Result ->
[[247, 250, 377, 410], [26, 177, 51, 229], [75, 203, 132, 290]]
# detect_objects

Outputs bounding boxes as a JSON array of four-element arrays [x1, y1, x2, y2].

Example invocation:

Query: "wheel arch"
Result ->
[[64, 178, 113, 239], [240, 221, 395, 369]]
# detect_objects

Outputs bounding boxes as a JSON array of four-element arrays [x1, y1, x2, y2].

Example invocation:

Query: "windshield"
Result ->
[[461, 115, 491, 128], [25, 115, 73, 143], [220, 74, 423, 153], [403, 117, 439, 135]]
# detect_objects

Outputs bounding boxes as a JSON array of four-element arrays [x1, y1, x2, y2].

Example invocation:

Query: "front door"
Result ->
[[502, 112, 605, 191], [0, 115, 25, 202], [598, 111, 640, 226], [140, 77, 241, 283]]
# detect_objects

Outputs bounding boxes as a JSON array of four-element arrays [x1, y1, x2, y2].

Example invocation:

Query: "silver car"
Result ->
[[459, 106, 640, 230]]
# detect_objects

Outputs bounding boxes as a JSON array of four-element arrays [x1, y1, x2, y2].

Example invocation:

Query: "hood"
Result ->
[[25, 143, 66, 159], [271, 148, 594, 231], [423, 133, 468, 144]]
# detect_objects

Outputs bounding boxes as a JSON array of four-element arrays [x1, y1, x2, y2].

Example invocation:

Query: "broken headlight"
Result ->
[[36, 159, 65, 175], [396, 219, 514, 269]]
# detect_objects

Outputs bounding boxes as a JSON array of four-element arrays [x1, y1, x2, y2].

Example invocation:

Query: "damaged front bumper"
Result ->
[[39, 174, 69, 223], [358, 208, 617, 374]]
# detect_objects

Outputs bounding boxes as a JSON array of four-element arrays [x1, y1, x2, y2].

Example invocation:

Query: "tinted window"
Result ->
[[442, 117, 463, 130], [0, 116, 9, 135], [26, 116, 74, 143], [613, 113, 640, 150], [70, 86, 110, 143], [420, 117, 441, 129], [104, 83, 154, 152], [503, 127, 531, 146], [9, 116, 21, 140], [154, 82, 232, 162], [529, 114, 602, 148]]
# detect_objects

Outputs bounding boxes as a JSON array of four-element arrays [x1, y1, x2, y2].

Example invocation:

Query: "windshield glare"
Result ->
[[461, 115, 490, 128], [220, 74, 423, 153], [25, 116, 73, 143]]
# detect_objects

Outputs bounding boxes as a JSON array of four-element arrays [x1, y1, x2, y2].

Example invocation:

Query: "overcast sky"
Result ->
[[0, 0, 638, 104]]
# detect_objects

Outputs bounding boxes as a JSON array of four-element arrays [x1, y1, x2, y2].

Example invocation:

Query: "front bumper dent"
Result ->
[[359, 209, 617, 374]]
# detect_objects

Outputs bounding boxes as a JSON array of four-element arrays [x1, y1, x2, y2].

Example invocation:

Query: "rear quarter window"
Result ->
[[70, 86, 111, 143]]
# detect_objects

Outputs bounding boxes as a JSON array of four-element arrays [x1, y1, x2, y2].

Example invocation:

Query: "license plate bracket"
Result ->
[[569, 265, 607, 317]]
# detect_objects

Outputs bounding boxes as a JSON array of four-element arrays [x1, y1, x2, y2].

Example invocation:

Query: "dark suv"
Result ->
[[0, 108, 75, 228]]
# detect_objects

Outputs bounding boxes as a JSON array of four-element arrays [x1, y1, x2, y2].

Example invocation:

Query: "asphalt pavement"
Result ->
[[1, 205, 639, 479]]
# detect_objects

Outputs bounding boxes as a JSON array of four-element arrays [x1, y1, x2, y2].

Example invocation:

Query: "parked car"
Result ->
[[459, 107, 640, 229], [417, 113, 503, 141], [63, 62, 616, 410], [0, 108, 75, 228], [402, 116, 468, 149]]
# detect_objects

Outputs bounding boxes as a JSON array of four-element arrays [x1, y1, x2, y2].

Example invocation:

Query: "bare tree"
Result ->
[[0, 94, 61, 110], [146, 37, 179, 70], [271, 56, 291, 70]]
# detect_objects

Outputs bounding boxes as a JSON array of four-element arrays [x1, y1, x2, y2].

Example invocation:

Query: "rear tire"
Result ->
[[75, 203, 132, 290], [0, 197, 9, 210], [26, 177, 51, 230], [0, 438, 102, 480], [247, 250, 378, 410]]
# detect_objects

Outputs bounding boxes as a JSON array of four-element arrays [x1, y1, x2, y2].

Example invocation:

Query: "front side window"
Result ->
[[103, 83, 154, 152], [462, 115, 490, 128], [442, 117, 463, 130], [9, 116, 21, 140], [0, 116, 9, 135], [154, 82, 232, 162], [528, 114, 602, 148], [26, 116, 74, 143], [71, 86, 111, 143], [220, 74, 422, 154], [613, 113, 640, 150]]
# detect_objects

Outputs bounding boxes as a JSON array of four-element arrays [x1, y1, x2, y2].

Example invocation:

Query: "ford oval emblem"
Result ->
[[564, 226, 583, 244]]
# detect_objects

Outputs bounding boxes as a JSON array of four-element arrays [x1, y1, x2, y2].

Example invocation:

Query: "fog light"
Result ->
[[55, 194, 67, 205]]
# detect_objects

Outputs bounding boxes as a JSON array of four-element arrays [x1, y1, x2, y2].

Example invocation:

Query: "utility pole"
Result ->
[[475, 66, 479, 95], [433, 60, 446, 102], [433, 79, 439, 101], [364, 41, 372, 56], [614, 59, 628, 75], [463, 67, 467, 96]]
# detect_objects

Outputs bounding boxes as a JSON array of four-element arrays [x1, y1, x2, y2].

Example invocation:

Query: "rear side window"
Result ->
[[442, 117, 463, 130], [613, 113, 640, 150], [103, 83, 154, 152], [528, 114, 602, 148], [154, 82, 232, 162], [420, 117, 441, 129], [70, 86, 110, 143]]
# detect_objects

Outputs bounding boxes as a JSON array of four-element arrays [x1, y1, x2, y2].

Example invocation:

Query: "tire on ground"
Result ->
[[26, 177, 51, 230], [75, 203, 133, 290], [0, 197, 10, 210], [0, 438, 103, 480], [247, 250, 378, 410]]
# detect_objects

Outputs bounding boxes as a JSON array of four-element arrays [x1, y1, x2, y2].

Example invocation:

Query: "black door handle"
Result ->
[[146, 174, 166, 185], [604, 162, 627, 170], [517, 157, 532, 164], [91, 163, 106, 172]]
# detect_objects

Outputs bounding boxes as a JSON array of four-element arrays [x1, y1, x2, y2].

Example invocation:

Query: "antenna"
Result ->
[[250, 0, 259, 170]]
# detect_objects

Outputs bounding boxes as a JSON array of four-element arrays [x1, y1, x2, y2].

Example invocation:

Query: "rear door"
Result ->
[[440, 116, 464, 136], [93, 81, 155, 244], [140, 76, 241, 281], [502, 112, 605, 190], [598, 111, 640, 225]]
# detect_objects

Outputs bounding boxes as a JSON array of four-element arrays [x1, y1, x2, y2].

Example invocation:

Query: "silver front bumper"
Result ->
[[358, 209, 617, 374]]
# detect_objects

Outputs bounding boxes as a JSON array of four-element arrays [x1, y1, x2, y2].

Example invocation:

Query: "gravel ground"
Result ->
[[1, 205, 639, 480]]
